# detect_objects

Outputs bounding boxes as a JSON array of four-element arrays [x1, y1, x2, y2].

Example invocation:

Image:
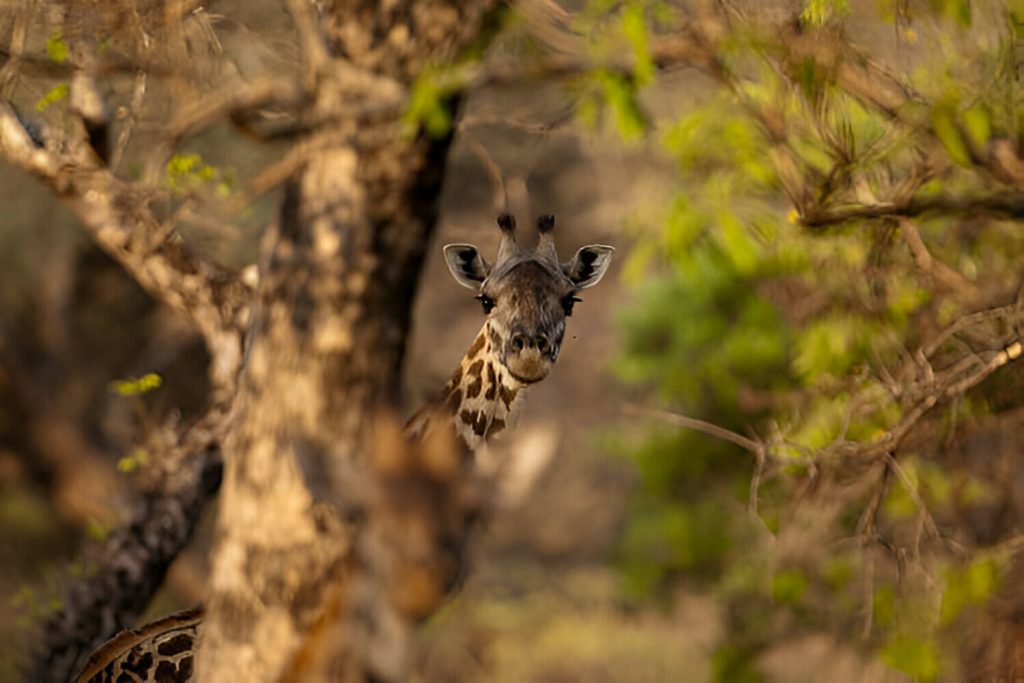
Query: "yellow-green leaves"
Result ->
[[35, 83, 69, 113], [110, 372, 162, 396], [578, 70, 647, 141], [165, 154, 233, 196], [770, 569, 807, 606], [718, 210, 760, 274], [930, 0, 972, 26], [881, 636, 941, 680], [931, 97, 972, 166], [793, 315, 865, 382], [403, 70, 453, 138], [621, 4, 654, 86], [800, 0, 850, 27], [962, 105, 991, 149], [940, 557, 1003, 624], [45, 31, 68, 63], [117, 448, 150, 473]]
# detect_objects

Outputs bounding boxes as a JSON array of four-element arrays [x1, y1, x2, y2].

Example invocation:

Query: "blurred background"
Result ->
[[2, 0, 1024, 681]]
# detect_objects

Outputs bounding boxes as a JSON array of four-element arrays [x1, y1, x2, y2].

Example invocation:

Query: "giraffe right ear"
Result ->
[[444, 244, 490, 289]]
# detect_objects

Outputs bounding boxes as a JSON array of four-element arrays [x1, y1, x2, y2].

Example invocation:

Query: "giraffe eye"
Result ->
[[562, 294, 582, 316], [476, 294, 495, 314]]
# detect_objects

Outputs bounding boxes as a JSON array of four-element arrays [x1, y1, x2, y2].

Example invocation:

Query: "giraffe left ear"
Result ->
[[563, 245, 614, 289], [444, 244, 490, 289]]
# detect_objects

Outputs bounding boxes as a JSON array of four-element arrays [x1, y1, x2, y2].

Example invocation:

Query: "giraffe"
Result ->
[[70, 213, 613, 683], [405, 213, 613, 455]]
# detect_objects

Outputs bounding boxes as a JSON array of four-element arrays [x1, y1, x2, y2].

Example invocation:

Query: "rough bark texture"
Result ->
[[196, 3, 497, 680]]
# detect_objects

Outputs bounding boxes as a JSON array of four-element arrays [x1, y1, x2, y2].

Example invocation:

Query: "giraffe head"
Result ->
[[443, 214, 613, 384]]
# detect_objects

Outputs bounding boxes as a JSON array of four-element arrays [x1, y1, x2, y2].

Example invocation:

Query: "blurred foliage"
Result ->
[[581, 0, 1024, 679], [110, 372, 163, 397], [165, 154, 234, 198], [35, 83, 68, 113]]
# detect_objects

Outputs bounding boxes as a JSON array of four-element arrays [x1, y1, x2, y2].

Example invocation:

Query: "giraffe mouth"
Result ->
[[507, 368, 547, 385], [504, 351, 552, 384]]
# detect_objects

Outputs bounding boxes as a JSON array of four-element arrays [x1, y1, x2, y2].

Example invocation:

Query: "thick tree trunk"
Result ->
[[196, 3, 496, 679]]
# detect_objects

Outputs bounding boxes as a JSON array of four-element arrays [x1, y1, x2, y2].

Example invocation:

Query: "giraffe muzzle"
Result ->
[[504, 346, 553, 384]]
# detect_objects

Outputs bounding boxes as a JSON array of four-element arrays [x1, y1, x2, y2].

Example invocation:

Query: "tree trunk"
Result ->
[[196, 3, 496, 679]]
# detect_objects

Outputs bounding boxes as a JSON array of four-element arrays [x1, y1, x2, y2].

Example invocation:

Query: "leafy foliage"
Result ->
[[585, 0, 1024, 679]]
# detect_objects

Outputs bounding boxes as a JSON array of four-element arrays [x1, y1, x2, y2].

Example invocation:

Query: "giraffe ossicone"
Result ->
[[73, 213, 613, 682]]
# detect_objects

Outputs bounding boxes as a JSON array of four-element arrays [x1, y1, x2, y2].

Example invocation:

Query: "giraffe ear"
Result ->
[[563, 245, 614, 289], [444, 244, 490, 289]]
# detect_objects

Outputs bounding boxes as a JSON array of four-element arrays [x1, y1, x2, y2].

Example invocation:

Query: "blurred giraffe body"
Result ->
[[72, 214, 612, 682]]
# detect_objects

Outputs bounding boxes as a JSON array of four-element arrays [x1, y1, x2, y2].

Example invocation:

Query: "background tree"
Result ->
[[598, 0, 1024, 680]]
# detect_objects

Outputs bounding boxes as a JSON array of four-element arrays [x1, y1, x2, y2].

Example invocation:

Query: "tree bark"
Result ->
[[196, 3, 497, 680]]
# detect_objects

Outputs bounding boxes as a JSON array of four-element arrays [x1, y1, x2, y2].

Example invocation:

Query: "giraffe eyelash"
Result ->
[[562, 294, 582, 316]]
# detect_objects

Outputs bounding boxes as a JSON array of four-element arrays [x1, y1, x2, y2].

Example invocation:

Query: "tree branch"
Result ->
[[800, 191, 1024, 227], [0, 102, 252, 392]]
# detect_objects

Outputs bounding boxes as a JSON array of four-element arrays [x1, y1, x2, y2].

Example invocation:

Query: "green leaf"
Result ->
[[111, 372, 163, 396], [35, 83, 69, 112], [599, 70, 647, 141], [45, 31, 68, 63], [931, 98, 971, 166], [85, 519, 110, 542], [940, 557, 1002, 624], [797, 56, 822, 102], [711, 643, 765, 683], [402, 72, 452, 138], [117, 448, 150, 473], [962, 105, 991, 149], [771, 569, 807, 605], [792, 316, 858, 381], [932, 0, 971, 26], [880, 636, 941, 680], [622, 4, 655, 86], [800, 0, 851, 27], [718, 211, 760, 274]]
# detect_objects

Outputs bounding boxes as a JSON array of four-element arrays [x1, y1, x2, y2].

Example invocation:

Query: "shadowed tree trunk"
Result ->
[[196, 3, 497, 680]]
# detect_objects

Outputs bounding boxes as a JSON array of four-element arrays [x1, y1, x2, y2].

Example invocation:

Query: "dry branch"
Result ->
[[0, 103, 251, 392], [800, 192, 1024, 227]]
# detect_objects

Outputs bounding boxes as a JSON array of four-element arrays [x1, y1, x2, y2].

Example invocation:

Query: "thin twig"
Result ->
[[622, 403, 763, 453]]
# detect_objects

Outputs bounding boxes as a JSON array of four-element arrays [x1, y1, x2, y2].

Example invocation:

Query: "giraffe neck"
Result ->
[[406, 323, 527, 454]]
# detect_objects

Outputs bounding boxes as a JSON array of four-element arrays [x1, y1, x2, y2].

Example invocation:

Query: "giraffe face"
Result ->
[[444, 214, 613, 384]]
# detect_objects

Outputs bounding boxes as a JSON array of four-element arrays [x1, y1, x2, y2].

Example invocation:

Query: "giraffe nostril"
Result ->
[[535, 335, 549, 352], [511, 334, 526, 352]]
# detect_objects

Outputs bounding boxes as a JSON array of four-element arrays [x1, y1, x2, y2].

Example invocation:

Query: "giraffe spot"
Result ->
[[154, 658, 188, 683], [466, 376, 482, 398], [500, 385, 517, 410], [156, 633, 193, 657], [486, 418, 505, 438], [120, 649, 153, 676], [472, 413, 488, 436], [485, 364, 497, 399], [467, 333, 485, 359], [448, 365, 462, 388], [446, 388, 462, 413], [488, 326, 503, 349], [460, 409, 488, 436], [467, 359, 484, 378]]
